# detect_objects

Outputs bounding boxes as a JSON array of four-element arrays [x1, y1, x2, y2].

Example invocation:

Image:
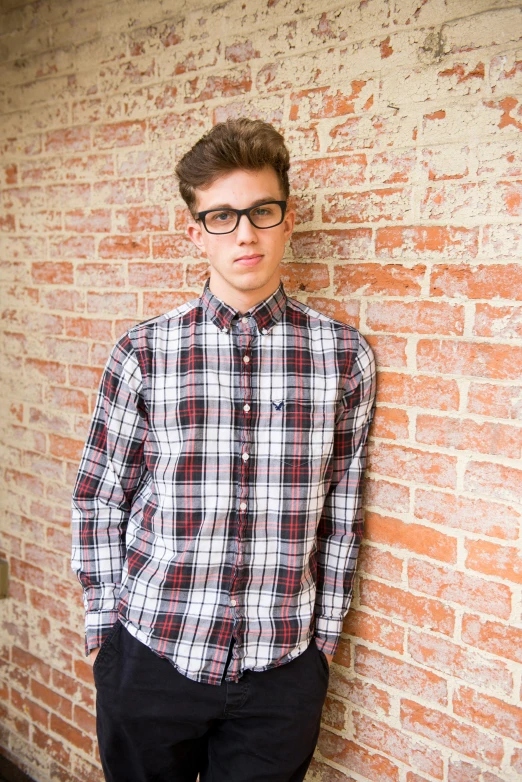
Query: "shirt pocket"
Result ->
[[257, 398, 332, 465]]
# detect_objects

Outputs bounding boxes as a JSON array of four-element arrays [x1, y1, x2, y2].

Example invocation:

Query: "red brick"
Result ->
[[143, 291, 195, 318], [128, 262, 184, 288], [64, 209, 111, 233], [376, 226, 479, 258], [408, 559, 512, 619], [291, 155, 367, 190], [360, 579, 455, 636], [408, 631, 513, 695], [365, 334, 408, 368], [365, 512, 457, 563], [417, 339, 522, 381], [512, 748, 522, 776], [29, 588, 70, 622], [473, 303, 522, 338], [467, 381, 522, 420], [323, 188, 410, 223], [31, 262, 74, 285], [400, 699, 503, 766], [465, 539, 522, 584], [322, 694, 346, 731], [378, 372, 459, 410], [355, 645, 448, 704], [115, 206, 169, 232], [225, 40, 260, 63], [462, 614, 522, 663], [369, 442, 457, 489], [93, 120, 146, 149], [69, 364, 103, 389], [367, 301, 464, 335], [370, 149, 417, 184], [86, 292, 138, 316], [31, 680, 73, 720], [343, 610, 404, 654], [74, 703, 96, 735], [358, 544, 404, 583], [11, 689, 49, 727], [482, 224, 522, 258], [353, 712, 444, 779], [44, 127, 91, 152], [431, 263, 522, 300], [290, 82, 373, 120], [335, 263, 425, 295], [306, 297, 360, 328], [416, 414, 521, 459], [280, 263, 330, 293], [12, 646, 51, 684], [49, 433, 84, 461], [185, 70, 252, 103], [317, 731, 399, 782], [98, 235, 149, 259], [291, 229, 372, 260], [414, 489, 520, 540], [4, 470, 44, 497], [64, 317, 113, 340], [50, 713, 93, 754], [152, 234, 202, 259], [93, 178, 147, 204], [454, 686, 522, 741], [46, 183, 90, 208], [44, 336, 89, 364], [371, 407, 409, 439], [33, 725, 70, 766], [464, 460, 521, 505], [76, 262, 126, 287], [365, 477, 410, 513]]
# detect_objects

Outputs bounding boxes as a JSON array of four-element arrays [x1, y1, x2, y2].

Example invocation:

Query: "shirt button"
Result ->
[[262, 328, 268, 335], [239, 502, 247, 511], [243, 355, 250, 363], [230, 599, 237, 607], [242, 317, 248, 324], [243, 404, 250, 412], [222, 327, 228, 333], [242, 452, 249, 461]]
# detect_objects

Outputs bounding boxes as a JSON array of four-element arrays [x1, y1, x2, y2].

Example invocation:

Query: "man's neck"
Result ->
[[208, 276, 281, 315]]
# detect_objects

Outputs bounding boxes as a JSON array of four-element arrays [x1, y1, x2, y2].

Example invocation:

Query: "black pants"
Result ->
[[94, 622, 330, 782]]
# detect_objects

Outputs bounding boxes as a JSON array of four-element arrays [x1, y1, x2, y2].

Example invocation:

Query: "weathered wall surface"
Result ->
[[1, 0, 521, 780]]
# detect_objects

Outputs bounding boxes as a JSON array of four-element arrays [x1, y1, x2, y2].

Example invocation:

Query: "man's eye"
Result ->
[[252, 206, 273, 216], [209, 211, 234, 222]]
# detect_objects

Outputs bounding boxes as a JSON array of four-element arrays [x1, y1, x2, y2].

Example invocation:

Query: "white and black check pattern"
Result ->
[[71, 279, 376, 684]]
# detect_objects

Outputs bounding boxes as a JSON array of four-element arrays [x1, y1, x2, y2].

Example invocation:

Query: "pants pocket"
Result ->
[[93, 621, 120, 676]]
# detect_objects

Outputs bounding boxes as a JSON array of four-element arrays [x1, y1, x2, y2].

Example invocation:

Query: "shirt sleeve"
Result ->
[[71, 333, 148, 656], [313, 331, 376, 656]]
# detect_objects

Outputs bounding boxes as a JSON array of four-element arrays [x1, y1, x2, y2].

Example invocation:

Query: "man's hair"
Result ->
[[175, 118, 290, 217]]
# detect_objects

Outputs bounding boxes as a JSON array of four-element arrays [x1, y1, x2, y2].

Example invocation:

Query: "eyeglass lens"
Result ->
[[204, 203, 283, 233]]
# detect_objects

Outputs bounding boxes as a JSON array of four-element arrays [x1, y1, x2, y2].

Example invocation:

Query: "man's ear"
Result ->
[[186, 218, 206, 253], [283, 205, 296, 241]]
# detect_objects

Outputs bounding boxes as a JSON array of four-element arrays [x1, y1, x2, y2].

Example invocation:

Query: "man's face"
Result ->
[[186, 166, 295, 309]]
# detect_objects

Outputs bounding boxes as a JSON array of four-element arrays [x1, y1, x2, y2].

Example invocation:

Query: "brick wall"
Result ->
[[1, 1, 521, 780]]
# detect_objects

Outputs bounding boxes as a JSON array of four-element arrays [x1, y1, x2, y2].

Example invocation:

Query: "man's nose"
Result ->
[[235, 213, 257, 241]]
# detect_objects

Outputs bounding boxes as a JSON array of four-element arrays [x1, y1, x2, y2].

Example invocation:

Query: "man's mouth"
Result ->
[[234, 254, 263, 267]]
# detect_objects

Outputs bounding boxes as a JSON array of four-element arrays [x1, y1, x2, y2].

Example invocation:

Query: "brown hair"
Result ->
[[175, 118, 290, 217]]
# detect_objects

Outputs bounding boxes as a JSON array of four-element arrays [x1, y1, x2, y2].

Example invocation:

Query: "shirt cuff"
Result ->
[[83, 586, 121, 656], [313, 615, 343, 656]]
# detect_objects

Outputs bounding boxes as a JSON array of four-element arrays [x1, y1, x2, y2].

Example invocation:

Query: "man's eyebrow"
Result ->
[[203, 197, 280, 210]]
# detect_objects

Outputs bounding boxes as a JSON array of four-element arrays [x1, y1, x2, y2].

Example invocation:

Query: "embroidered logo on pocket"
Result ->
[[272, 401, 285, 411]]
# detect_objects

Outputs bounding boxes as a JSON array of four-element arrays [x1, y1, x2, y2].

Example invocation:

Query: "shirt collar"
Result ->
[[200, 278, 287, 334]]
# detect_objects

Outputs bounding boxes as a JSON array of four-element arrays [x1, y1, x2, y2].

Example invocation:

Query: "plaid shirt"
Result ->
[[71, 279, 376, 685]]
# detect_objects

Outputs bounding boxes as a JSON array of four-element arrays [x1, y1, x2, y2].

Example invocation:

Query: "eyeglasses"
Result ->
[[196, 201, 287, 235]]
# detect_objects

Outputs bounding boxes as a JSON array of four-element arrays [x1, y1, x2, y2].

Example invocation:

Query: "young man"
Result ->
[[71, 118, 376, 782]]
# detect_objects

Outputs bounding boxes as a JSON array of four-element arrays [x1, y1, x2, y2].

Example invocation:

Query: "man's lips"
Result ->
[[234, 254, 263, 267]]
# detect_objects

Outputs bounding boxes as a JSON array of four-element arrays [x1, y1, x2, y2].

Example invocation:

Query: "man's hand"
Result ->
[[86, 647, 100, 667]]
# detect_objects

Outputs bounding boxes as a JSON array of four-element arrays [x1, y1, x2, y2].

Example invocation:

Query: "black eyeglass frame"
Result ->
[[196, 200, 287, 235]]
